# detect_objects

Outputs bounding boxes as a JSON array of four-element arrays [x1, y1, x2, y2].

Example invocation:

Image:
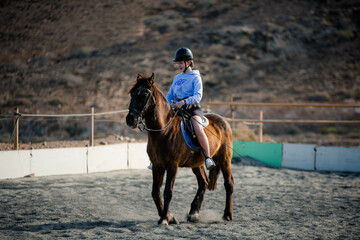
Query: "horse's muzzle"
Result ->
[[126, 111, 138, 129]]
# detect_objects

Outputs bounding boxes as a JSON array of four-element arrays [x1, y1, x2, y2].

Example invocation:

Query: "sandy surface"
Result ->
[[0, 163, 359, 239]]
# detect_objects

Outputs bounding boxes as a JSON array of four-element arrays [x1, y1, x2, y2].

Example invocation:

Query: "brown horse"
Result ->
[[126, 73, 234, 225]]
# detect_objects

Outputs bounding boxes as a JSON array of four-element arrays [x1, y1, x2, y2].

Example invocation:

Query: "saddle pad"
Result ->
[[180, 117, 209, 150]]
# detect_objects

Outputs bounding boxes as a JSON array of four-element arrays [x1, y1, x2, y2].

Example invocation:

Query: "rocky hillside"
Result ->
[[1, 0, 359, 146]]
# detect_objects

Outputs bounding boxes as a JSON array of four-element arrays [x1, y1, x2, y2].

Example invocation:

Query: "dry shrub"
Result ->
[[305, 91, 331, 102], [3, 98, 32, 107], [231, 124, 274, 142], [262, 93, 278, 102]]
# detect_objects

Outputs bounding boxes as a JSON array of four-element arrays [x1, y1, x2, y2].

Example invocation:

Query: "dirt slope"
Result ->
[[1, 0, 359, 146]]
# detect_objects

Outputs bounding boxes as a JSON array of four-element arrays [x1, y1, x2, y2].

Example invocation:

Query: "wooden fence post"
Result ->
[[89, 107, 94, 147], [230, 95, 235, 129], [13, 107, 19, 150], [259, 111, 263, 142]]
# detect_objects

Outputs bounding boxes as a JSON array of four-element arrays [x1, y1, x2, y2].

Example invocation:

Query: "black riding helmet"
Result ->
[[173, 47, 193, 73], [173, 47, 193, 62]]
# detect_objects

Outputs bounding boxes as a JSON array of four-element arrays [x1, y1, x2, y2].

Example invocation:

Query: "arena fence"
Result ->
[[1, 141, 360, 180], [206, 99, 360, 142], [1, 103, 359, 179], [0, 142, 149, 179], [233, 141, 360, 172], [6, 101, 360, 150], [9, 107, 129, 150]]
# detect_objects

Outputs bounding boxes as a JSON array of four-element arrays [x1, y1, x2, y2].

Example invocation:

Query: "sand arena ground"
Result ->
[[0, 163, 359, 239]]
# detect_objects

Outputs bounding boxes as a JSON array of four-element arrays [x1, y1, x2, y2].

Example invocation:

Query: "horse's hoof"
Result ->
[[169, 215, 179, 224], [157, 219, 169, 226], [222, 214, 232, 222], [187, 213, 200, 223]]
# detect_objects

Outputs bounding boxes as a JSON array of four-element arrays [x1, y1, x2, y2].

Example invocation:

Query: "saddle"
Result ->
[[178, 109, 209, 151]]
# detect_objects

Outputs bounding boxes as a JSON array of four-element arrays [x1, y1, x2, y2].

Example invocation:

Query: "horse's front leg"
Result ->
[[152, 165, 165, 219], [158, 164, 178, 225], [188, 166, 208, 222]]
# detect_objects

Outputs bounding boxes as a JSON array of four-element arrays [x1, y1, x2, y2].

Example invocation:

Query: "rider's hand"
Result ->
[[174, 100, 185, 109]]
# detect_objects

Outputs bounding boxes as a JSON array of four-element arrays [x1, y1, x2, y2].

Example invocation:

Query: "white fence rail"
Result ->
[[1, 142, 360, 180], [0, 142, 149, 179]]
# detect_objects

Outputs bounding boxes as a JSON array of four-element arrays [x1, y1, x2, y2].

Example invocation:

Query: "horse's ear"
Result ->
[[149, 73, 155, 85], [137, 74, 143, 80]]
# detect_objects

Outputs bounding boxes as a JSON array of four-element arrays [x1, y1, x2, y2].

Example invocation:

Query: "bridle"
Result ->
[[130, 87, 152, 115], [130, 87, 179, 132]]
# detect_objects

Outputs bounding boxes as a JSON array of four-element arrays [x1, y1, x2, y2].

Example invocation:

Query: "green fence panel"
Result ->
[[233, 141, 283, 167]]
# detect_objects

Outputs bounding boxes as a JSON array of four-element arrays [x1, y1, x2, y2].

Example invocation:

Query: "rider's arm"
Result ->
[[184, 76, 202, 105]]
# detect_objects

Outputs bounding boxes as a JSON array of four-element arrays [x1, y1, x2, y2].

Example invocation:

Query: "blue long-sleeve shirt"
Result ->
[[166, 70, 203, 105]]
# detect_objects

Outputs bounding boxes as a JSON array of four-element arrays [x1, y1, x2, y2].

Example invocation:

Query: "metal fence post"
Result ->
[[13, 107, 19, 150], [259, 111, 263, 142], [230, 95, 235, 129], [89, 107, 94, 147]]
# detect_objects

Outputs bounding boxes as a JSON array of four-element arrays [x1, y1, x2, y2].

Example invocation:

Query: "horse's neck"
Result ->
[[145, 90, 177, 132]]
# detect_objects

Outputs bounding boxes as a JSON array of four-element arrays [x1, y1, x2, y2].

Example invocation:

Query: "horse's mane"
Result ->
[[128, 74, 167, 103], [128, 77, 152, 95]]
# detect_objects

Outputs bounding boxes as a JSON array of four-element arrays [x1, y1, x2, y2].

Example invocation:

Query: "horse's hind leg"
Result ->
[[188, 166, 208, 222], [221, 162, 234, 221]]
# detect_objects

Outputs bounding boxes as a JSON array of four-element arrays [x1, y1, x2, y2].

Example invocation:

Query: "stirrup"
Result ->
[[205, 157, 216, 170]]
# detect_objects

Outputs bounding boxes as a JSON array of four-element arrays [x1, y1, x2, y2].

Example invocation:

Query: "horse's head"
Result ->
[[126, 73, 155, 129]]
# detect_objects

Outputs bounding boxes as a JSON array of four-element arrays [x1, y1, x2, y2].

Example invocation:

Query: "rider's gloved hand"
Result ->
[[174, 100, 185, 109]]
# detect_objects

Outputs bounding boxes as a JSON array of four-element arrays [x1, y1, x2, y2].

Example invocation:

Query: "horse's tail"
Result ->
[[208, 165, 221, 191]]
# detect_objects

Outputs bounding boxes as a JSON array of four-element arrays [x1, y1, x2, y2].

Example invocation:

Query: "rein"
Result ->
[[138, 108, 180, 132], [133, 87, 180, 132]]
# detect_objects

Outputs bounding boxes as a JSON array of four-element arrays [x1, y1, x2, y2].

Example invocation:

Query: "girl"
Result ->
[[166, 47, 216, 170]]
